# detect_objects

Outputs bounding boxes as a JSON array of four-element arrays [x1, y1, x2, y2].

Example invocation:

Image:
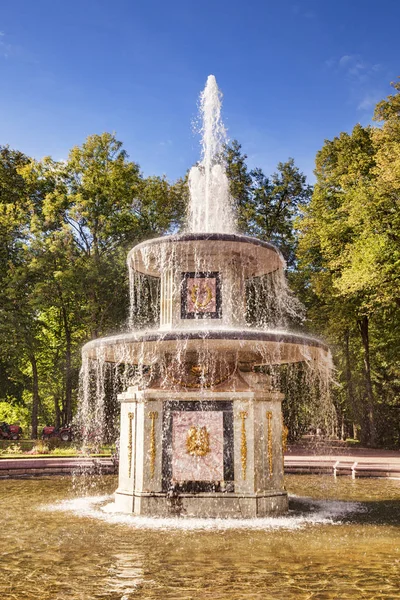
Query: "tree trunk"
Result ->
[[54, 395, 61, 429], [30, 354, 40, 439], [357, 315, 376, 446], [91, 228, 101, 338], [344, 330, 357, 439], [61, 304, 73, 426]]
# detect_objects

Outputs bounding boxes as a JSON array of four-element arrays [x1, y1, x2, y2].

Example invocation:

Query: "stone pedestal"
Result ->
[[114, 372, 288, 517]]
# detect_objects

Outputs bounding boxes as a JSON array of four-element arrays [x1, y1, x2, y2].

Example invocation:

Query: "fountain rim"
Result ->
[[131, 232, 282, 253], [128, 232, 286, 279], [82, 328, 329, 354]]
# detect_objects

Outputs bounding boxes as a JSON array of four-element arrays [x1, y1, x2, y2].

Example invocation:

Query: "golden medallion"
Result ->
[[190, 283, 213, 310], [186, 426, 211, 457]]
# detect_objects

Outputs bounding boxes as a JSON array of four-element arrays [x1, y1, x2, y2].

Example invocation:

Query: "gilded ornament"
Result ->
[[282, 416, 288, 453], [266, 411, 273, 477], [186, 426, 211, 457], [127, 412, 134, 478], [190, 283, 213, 309], [190, 364, 204, 378], [167, 373, 230, 389], [149, 411, 158, 478], [239, 411, 248, 480], [167, 363, 232, 389]]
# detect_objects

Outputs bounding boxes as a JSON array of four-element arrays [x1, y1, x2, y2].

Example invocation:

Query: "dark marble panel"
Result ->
[[162, 400, 234, 493], [181, 271, 222, 319]]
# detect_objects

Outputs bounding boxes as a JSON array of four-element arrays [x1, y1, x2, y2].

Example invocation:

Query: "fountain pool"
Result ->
[[1, 474, 399, 599]]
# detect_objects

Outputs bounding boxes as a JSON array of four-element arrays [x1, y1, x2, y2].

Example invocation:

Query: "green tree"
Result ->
[[14, 133, 187, 432], [224, 141, 312, 266], [224, 140, 253, 231], [297, 82, 400, 446], [250, 160, 312, 266], [0, 146, 47, 437]]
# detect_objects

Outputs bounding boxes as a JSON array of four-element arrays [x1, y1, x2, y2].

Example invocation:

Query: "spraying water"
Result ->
[[187, 75, 236, 233]]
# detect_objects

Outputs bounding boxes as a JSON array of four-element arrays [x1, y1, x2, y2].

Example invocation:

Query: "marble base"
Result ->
[[114, 489, 288, 518], [116, 375, 288, 518]]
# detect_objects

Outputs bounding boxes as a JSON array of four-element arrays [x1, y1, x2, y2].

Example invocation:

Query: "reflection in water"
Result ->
[[106, 553, 145, 599], [0, 475, 399, 600]]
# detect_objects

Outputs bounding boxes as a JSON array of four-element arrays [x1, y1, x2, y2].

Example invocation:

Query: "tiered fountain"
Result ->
[[81, 76, 331, 518]]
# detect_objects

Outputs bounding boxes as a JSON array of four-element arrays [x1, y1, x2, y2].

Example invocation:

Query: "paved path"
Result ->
[[1, 448, 399, 479], [285, 446, 400, 478], [0, 456, 116, 477]]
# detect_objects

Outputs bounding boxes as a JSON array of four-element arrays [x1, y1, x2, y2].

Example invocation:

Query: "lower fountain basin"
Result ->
[[82, 328, 330, 366]]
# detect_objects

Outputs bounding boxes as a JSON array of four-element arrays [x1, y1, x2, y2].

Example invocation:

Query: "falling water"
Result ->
[[77, 75, 335, 452], [187, 75, 236, 233]]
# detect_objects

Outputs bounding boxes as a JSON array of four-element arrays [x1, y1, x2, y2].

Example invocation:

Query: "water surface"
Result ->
[[1, 475, 399, 599]]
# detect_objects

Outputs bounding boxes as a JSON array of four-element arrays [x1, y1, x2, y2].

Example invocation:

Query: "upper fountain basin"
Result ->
[[128, 233, 284, 278]]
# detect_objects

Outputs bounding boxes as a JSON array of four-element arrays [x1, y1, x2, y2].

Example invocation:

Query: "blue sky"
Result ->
[[1, 0, 399, 182]]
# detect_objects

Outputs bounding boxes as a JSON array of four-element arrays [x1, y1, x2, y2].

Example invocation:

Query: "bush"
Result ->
[[50, 446, 80, 456], [5, 444, 23, 455], [26, 441, 50, 455], [345, 438, 360, 446], [0, 401, 29, 434]]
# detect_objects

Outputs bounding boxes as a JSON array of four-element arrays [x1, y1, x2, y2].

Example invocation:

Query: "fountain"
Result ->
[[81, 75, 331, 518]]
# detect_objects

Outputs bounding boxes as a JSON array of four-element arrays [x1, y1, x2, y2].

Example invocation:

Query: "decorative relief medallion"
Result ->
[[170, 410, 225, 483], [190, 364, 204, 378], [165, 360, 234, 390], [181, 271, 222, 319], [239, 411, 248, 480], [149, 411, 158, 479], [127, 412, 134, 479], [186, 425, 211, 457], [190, 282, 213, 310]]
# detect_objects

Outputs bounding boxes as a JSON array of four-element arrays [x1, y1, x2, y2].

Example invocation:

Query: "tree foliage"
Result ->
[[0, 80, 399, 448], [225, 140, 312, 266], [296, 81, 400, 446], [0, 134, 186, 436]]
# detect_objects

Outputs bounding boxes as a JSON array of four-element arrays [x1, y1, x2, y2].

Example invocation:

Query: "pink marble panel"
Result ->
[[172, 411, 224, 482], [186, 277, 216, 313]]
